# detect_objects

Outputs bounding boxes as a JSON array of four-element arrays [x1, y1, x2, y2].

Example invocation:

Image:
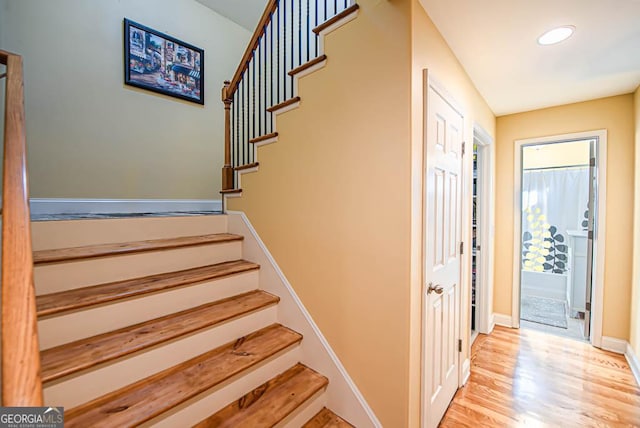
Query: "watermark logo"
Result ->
[[0, 407, 63, 428]]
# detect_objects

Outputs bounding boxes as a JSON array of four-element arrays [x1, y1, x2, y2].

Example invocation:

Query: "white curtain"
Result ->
[[522, 167, 590, 242]]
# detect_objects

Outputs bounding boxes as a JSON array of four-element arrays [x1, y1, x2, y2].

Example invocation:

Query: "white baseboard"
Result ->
[[625, 343, 640, 387], [226, 211, 381, 427], [461, 357, 471, 386], [492, 313, 512, 328], [601, 336, 628, 354], [29, 198, 222, 215]]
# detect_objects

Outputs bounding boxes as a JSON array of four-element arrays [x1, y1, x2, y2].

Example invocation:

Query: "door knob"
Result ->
[[428, 282, 444, 295]]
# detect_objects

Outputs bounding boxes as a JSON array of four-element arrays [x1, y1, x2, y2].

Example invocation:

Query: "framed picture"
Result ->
[[124, 19, 204, 105]]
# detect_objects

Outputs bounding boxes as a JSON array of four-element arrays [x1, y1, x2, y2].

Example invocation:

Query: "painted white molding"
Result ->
[[492, 313, 513, 328], [226, 211, 381, 427], [601, 336, 628, 354], [625, 342, 640, 387], [461, 357, 471, 386], [511, 130, 607, 346], [473, 123, 495, 336], [29, 198, 221, 216]]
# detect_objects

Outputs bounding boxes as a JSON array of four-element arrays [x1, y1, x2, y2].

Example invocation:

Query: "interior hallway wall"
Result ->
[[630, 86, 640, 356], [495, 94, 635, 341], [229, 1, 414, 425], [0, 0, 250, 199], [409, 1, 496, 425]]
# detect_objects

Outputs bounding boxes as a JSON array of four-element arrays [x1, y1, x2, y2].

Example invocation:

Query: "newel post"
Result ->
[[221, 81, 233, 190]]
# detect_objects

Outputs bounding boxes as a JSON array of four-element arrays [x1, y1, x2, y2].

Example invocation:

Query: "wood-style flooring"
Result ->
[[440, 326, 640, 427]]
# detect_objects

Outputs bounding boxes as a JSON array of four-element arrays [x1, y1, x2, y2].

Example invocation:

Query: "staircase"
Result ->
[[31, 214, 356, 426]]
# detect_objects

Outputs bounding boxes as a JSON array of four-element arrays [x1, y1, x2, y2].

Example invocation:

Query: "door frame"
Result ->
[[420, 70, 466, 427], [473, 124, 495, 335], [511, 130, 607, 347]]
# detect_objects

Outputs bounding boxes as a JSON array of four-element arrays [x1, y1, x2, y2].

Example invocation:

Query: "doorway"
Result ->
[[421, 72, 463, 428], [471, 124, 494, 342], [512, 130, 607, 346]]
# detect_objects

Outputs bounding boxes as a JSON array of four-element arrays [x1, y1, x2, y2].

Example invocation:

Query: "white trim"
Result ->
[[493, 313, 513, 328], [473, 123, 494, 336], [29, 198, 221, 215], [316, 6, 359, 38], [267, 99, 301, 116], [226, 211, 381, 427], [251, 135, 279, 148], [625, 342, 640, 387], [292, 58, 328, 80], [461, 357, 471, 385], [512, 130, 607, 348], [601, 336, 627, 354]]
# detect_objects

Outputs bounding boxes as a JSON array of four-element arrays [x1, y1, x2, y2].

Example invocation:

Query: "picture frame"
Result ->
[[124, 19, 204, 105]]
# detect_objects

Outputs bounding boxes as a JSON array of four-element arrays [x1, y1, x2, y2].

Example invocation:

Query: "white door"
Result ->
[[423, 78, 463, 428]]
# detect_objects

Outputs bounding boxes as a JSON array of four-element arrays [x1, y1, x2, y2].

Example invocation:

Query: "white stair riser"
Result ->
[[35, 241, 243, 294], [140, 346, 303, 428], [44, 306, 279, 408], [277, 389, 327, 428], [32, 215, 228, 250], [38, 270, 259, 349]]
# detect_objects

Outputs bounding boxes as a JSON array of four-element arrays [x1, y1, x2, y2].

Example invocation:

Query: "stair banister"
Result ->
[[221, 0, 354, 191], [0, 50, 43, 406], [222, 0, 279, 191]]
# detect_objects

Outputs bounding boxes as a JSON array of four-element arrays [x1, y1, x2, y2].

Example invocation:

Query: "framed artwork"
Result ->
[[124, 19, 204, 104]]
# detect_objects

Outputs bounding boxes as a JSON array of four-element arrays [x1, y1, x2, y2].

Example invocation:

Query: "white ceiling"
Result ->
[[200, 0, 640, 115], [195, 0, 268, 31], [419, 0, 640, 115]]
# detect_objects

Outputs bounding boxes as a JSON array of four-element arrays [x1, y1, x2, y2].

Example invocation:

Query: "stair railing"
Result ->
[[0, 50, 43, 406], [221, 0, 355, 190]]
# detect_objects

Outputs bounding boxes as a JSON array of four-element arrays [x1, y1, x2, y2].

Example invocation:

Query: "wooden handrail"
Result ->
[[0, 50, 43, 406], [226, 0, 279, 99]]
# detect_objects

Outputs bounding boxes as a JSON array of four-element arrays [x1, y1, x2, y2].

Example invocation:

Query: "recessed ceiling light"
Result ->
[[537, 26, 575, 46]]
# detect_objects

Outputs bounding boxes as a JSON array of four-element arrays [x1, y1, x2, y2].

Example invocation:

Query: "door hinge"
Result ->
[[586, 302, 591, 311], [462, 142, 466, 156], [458, 339, 462, 352], [590, 157, 596, 167], [588, 230, 593, 239], [460, 242, 464, 255]]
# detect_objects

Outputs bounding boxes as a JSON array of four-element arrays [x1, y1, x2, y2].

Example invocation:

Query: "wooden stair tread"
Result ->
[[289, 54, 327, 76], [36, 260, 260, 317], [65, 324, 302, 428], [266, 96, 301, 113], [313, 4, 360, 34], [220, 188, 242, 194], [194, 363, 328, 428], [234, 162, 259, 171], [40, 290, 279, 383], [303, 407, 354, 428], [33, 233, 243, 264], [249, 132, 278, 144]]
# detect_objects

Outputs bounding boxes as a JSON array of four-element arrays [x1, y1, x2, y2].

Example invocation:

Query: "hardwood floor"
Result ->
[[440, 326, 640, 427]]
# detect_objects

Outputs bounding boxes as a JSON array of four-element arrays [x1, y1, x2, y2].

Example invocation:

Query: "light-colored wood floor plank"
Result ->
[[441, 326, 640, 427]]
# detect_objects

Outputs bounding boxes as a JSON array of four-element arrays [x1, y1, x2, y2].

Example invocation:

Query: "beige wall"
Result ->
[[495, 94, 635, 340], [1, 0, 249, 199], [522, 140, 590, 170], [229, 0, 496, 424], [409, 1, 495, 426], [631, 86, 640, 355], [230, 1, 413, 425]]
